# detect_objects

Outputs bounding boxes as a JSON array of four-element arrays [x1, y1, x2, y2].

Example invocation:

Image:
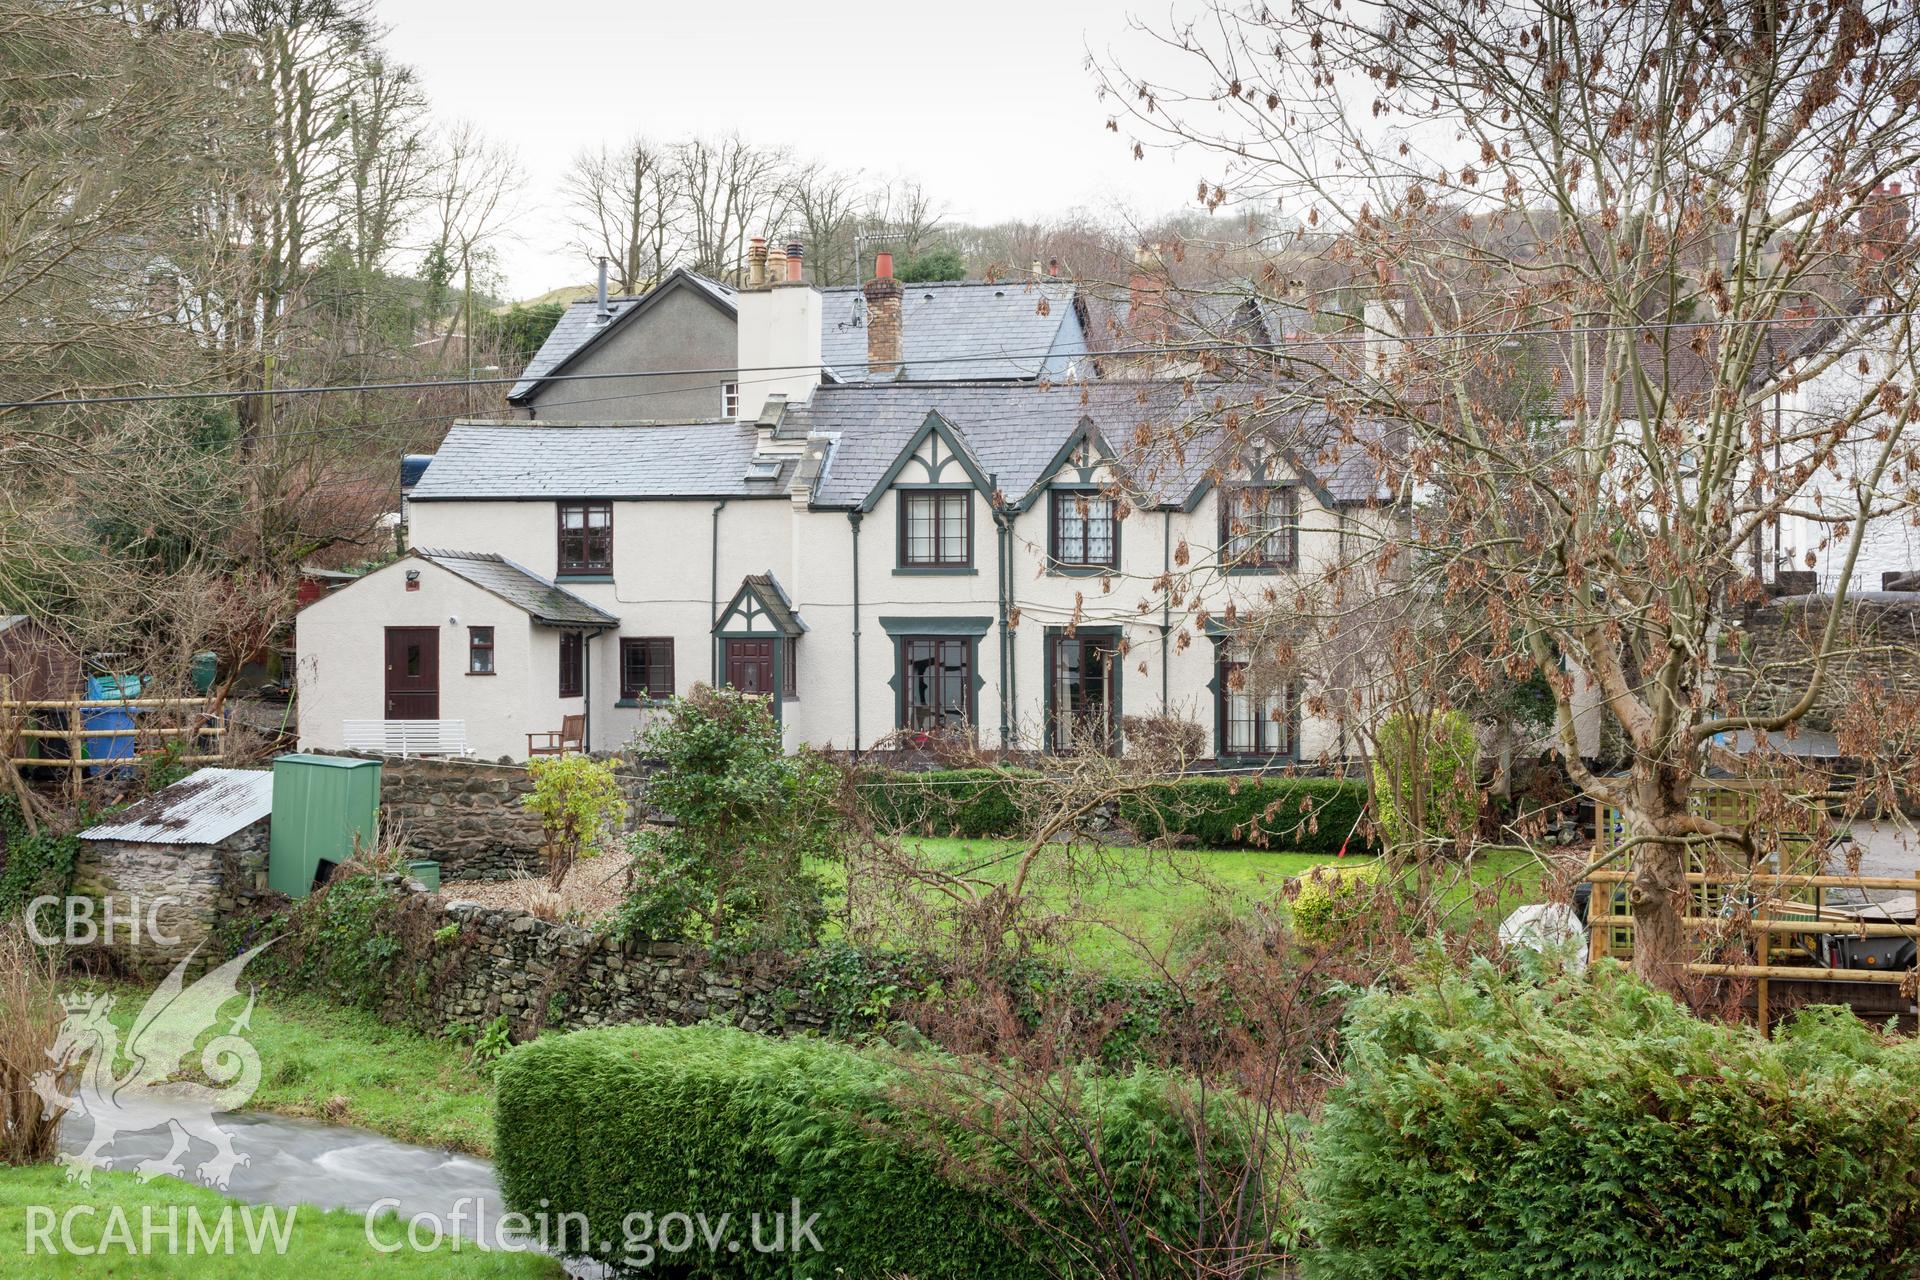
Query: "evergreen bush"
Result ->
[[1305, 960, 1920, 1279]]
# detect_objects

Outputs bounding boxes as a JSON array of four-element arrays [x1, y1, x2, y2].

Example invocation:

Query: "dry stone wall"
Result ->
[[319, 751, 651, 882]]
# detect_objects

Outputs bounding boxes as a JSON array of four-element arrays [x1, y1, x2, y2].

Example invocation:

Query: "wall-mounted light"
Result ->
[[404, 569, 421, 592]]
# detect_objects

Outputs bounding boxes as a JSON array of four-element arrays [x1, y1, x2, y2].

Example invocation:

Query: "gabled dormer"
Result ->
[[861, 411, 994, 574]]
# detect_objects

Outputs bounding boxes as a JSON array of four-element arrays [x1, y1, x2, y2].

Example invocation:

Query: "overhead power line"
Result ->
[[0, 308, 1904, 413]]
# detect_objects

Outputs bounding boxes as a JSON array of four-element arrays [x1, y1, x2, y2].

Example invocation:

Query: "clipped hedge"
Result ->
[[855, 767, 1039, 838], [1120, 776, 1372, 853], [1305, 960, 1920, 1279], [495, 1024, 1258, 1278], [859, 768, 1373, 852]]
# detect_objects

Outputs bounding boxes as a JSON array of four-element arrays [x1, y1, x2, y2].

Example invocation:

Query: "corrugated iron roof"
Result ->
[[78, 768, 273, 846]]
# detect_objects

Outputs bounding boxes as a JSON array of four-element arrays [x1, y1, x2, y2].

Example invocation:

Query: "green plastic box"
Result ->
[[268, 754, 382, 898]]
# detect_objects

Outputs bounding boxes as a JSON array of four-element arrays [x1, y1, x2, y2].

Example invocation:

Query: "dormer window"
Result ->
[[557, 501, 612, 576], [1050, 489, 1118, 569], [1220, 484, 1297, 571]]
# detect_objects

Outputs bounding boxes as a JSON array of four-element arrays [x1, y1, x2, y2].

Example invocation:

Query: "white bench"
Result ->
[[342, 719, 474, 758]]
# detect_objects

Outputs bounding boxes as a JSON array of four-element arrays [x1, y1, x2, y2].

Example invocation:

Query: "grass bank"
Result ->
[[0, 1165, 558, 1277], [95, 988, 496, 1158]]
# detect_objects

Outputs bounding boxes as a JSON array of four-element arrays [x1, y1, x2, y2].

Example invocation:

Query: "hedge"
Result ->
[[855, 766, 1040, 838], [494, 1024, 1261, 1278], [860, 768, 1373, 852], [1120, 776, 1373, 853], [1304, 960, 1920, 1279]]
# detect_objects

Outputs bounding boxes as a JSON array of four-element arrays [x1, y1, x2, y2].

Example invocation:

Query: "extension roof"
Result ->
[[408, 421, 795, 501], [411, 548, 617, 628]]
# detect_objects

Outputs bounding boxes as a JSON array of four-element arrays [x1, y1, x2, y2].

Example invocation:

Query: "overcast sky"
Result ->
[[378, 0, 1203, 297]]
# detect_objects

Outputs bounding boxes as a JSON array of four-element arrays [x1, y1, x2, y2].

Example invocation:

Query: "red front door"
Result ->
[[724, 639, 774, 696], [384, 627, 439, 719]]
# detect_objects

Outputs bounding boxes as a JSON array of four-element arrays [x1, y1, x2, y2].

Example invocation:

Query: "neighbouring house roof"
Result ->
[[791, 381, 1396, 510], [506, 269, 741, 403], [508, 274, 1086, 404], [408, 422, 795, 501], [0, 615, 26, 636], [78, 768, 273, 846], [412, 548, 618, 628], [820, 280, 1086, 382]]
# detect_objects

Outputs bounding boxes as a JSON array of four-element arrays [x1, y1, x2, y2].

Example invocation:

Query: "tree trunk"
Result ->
[[1625, 758, 1694, 994]]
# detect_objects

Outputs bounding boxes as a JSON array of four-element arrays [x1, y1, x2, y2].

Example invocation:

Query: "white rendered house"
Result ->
[[298, 248, 1403, 762]]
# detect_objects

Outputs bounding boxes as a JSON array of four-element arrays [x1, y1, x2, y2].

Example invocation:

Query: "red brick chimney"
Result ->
[[1128, 244, 1169, 346], [864, 251, 902, 378], [1863, 181, 1911, 262]]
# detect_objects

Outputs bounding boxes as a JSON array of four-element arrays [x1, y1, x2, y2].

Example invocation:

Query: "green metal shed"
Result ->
[[268, 754, 382, 898]]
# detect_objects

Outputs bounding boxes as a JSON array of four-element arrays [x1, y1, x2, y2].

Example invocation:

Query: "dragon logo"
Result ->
[[33, 943, 271, 1189]]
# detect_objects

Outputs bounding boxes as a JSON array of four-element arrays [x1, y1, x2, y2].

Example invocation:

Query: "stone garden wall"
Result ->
[[1728, 592, 1920, 733], [359, 879, 836, 1038], [320, 751, 652, 882]]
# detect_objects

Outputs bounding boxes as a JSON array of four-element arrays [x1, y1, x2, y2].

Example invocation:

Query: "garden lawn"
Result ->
[[96, 989, 496, 1157], [825, 839, 1547, 971], [0, 1165, 559, 1277]]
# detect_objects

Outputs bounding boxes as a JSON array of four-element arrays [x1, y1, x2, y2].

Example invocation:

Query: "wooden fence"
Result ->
[[1589, 791, 1920, 1026], [0, 695, 227, 800]]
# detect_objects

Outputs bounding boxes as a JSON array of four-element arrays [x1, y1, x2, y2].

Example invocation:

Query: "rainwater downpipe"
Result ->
[[995, 505, 1013, 750], [1161, 509, 1173, 714], [849, 511, 863, 757], [709, 499, 727, 683]]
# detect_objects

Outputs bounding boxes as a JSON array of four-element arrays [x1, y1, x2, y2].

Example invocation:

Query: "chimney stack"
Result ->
[[595, 257, 610, 322], [1863, 181, 1911, 263], [864, 251, 902, 379], [1047, 256, 1061, 277], [735, 230, 822, 411], [1127, 244, 1167, 345]]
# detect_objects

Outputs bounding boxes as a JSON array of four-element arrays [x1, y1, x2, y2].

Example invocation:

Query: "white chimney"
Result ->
[[595, 257, 610, 322], [1364, 297, 1404, 376], [735, 236, 821, 414]]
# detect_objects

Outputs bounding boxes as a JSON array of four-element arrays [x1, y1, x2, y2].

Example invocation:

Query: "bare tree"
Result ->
[[675, 133, 793, 282], [1102, 0, 1920, 989], [562, 135, 682, 293]]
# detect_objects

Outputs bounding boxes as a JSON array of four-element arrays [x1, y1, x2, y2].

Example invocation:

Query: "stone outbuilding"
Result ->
[[74, 768, 273, 968]]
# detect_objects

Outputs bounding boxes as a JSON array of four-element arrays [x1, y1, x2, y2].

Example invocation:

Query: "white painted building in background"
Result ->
[[299, 247, 1403, 762]]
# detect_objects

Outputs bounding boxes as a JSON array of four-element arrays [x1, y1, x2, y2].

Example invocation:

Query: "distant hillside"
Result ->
[[496, 283, 595, 315]]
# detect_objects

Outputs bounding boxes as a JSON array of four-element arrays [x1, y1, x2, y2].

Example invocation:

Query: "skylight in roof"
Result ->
[[745, 457, 782, 482]]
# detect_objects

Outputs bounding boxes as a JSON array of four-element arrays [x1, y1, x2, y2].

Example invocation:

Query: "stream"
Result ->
[[56, 1093, 593, 1267]]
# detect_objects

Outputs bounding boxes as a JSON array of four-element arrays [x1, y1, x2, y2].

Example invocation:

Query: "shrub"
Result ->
[[1119, 776, 1373, 852], [521, 753, 624, 890], [1287, 861, 1383, 944], [1370, 709, 1478, 854], [0, 798, 79, 925], [855, 766, 1039, 838], [495, 1025, 1034, 1277], [495, 1023, 1258, 1279], [1304, 959, 1920, 1279], [618, 686, 838, 952]]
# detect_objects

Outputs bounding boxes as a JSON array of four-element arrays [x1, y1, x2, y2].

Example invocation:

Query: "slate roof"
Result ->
[[413, 548, 618, 627], [79, 768, 273, 846], [740, 573, 805, 635], [819, 280, 1085, 381], [408, 422, 793, 501], [507, 270, 740, 403], [793, 381, 1395, 510]]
